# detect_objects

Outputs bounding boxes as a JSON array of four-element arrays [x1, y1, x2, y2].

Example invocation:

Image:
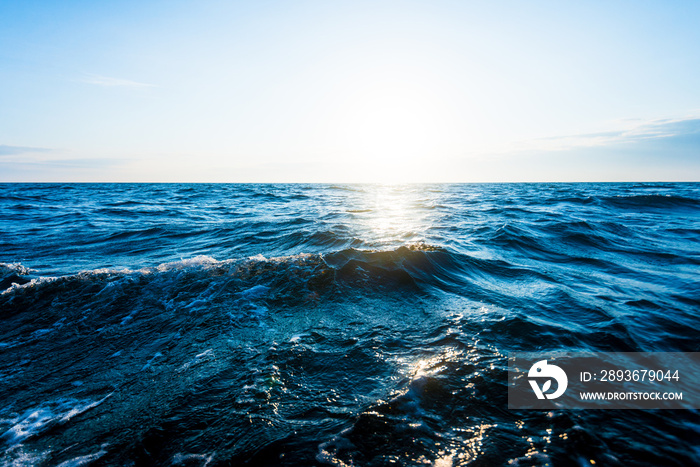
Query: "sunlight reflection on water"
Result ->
[[352, 184, 435, 247]]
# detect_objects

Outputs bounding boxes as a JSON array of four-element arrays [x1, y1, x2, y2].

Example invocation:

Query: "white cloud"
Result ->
[[81, 74, 155, 88], [500, 115, 700, 155], [0, 145, 52, 156]]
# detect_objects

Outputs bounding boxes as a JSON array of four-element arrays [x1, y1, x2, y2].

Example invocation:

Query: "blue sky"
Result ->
[[1, 0, 699, 182]]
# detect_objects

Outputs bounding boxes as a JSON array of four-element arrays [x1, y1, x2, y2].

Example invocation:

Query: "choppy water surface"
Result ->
[[0, 183, 699, 466]]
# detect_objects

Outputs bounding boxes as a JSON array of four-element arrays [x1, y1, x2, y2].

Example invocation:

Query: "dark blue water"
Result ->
[[0, 183, 698, 466]]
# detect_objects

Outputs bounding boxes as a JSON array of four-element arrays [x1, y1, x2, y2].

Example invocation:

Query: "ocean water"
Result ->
[[0, 182, 698, 466]]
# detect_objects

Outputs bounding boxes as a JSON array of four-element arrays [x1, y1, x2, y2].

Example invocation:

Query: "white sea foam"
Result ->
[[0, 408, 55, 447], [172, 452, 214, 466], [89, 267, 134, 275], [0, 445, 49, 466], [195, 349, 214, 359], [155, 255, 219, 272], [178, 349, 214, 372], [1, 277, 57, 295], [141, 352, 163, 371], [55, 445, 108, 467], [289, 334, 305, 343], [0, 395, 111, 447], [0, 263, 34, 276]]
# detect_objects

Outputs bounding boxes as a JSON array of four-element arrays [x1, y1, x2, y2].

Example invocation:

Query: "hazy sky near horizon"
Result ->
[[1, 0, 699, 182]]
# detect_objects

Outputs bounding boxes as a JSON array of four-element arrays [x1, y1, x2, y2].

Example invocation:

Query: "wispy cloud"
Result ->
[[512, 116, 700, 154], [0, 145, 52, 156], [81, 73, 155, 88], [43, 158, 125, 168], [0, 157, 129, 182]]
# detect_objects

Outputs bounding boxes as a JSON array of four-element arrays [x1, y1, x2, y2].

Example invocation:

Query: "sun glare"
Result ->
[[354, 184, 433, 247], [326, 69, 454, 182]]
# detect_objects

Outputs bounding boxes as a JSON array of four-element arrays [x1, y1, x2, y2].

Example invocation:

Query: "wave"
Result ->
[[0, 263, 34, 290], [0, 245, 445, 302], [2, 182, 699, 464], [1, 241, 699, 464], [601, 193, 700, 209]]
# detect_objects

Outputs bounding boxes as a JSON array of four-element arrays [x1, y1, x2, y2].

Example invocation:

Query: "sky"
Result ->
[[1, 0, 699, 182]]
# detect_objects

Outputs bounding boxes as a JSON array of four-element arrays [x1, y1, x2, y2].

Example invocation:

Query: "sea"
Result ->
[[0, 182, 698, 466]]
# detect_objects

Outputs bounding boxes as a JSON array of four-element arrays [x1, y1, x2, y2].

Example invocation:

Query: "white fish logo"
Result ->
[[528, 360, 568, 400]]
